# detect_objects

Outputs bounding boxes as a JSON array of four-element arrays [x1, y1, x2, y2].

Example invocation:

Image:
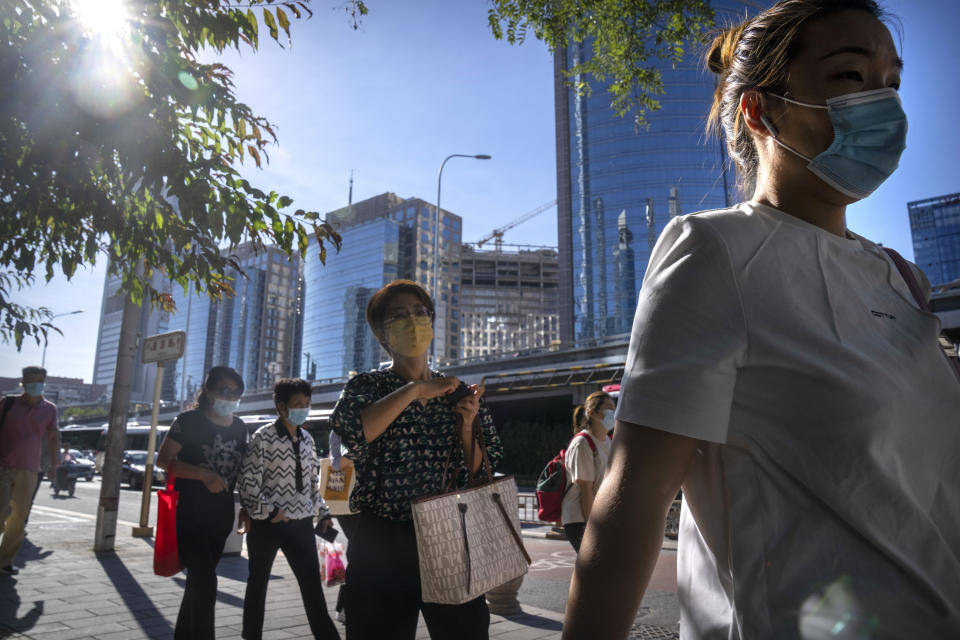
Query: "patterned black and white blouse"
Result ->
[[237, 420, 330, 522], [330, 369, 502, 521]]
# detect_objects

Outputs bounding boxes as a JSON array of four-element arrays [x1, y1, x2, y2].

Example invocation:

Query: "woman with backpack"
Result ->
[[564, 2, 960, 637], [562, 391, 615, 552]]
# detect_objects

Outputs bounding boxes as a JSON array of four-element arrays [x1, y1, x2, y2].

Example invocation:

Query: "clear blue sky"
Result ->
[[3, 0, 958, 383]]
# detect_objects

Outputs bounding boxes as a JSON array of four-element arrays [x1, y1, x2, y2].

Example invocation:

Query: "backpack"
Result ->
[[535, 431, 597, 523]]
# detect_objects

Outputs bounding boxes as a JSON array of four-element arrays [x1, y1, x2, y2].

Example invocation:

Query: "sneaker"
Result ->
[[0, 565, 20, 576]]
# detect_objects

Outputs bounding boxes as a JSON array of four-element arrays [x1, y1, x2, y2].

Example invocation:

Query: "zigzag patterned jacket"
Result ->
[[237, 420, 330, 521]]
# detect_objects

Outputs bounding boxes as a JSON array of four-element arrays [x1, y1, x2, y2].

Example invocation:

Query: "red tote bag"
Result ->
[[154, 470, 183, 576]]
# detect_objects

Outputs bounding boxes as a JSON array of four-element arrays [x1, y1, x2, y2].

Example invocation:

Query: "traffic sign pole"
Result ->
[[132, 330, 186, 538], [132, 360, 165, 537]]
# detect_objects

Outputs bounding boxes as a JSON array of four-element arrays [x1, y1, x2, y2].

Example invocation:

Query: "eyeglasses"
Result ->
[[212, 387, 243, 400], [383, 306, 433, 327]]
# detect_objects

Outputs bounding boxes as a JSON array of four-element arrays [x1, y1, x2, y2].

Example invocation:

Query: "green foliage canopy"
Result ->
[[0, 0, 368, 348], [488, 0, 715, 125]]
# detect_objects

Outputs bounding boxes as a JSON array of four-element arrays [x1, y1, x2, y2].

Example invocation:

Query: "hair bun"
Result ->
[[706, 21, 748, 76]]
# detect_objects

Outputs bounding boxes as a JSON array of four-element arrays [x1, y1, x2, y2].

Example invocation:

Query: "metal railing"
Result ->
[[517, 493, 540, 524], [518, 492, 682, 540]]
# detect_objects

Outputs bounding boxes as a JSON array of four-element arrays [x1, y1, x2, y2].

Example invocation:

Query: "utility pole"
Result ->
[[94, 277, 142, 551]]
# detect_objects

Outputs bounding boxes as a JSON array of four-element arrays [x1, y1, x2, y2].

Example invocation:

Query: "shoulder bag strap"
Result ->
[[562, 431, 598, 495], [470, 414, 531, 566], [884, 247, 960, 381], [575, 430, 598, 452], [883, 247, 929, 311], [0, 396, 13, 430]]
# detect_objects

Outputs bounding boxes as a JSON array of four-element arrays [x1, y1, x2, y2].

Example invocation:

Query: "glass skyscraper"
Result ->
[[92, 267, 169, 402], [300, 192, 464, 377], [163, 242, 302, 403], [555, 1, 762, 341], [909, 192, 960, 287], [301, 217, 400, 380]]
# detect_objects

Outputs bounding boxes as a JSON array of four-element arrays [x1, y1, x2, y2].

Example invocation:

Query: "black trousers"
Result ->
[[344, 512, 489, 640], [564, 522, 586, 553], [174, 491, 234, 640], [242, 517, 339, 640]]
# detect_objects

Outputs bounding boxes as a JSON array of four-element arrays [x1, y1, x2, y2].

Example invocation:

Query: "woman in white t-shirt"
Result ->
[[560, 391, 614, 552], [563, 2, 960, 639]]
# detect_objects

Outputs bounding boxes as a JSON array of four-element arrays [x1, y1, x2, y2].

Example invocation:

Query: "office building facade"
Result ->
[[459, 246, 560, 359], [301, 217, 400, 380], [909, 192, 960, 287], [164, 242, 302, 402], [300, 192, 463, 379], [92, 268, 169, 402], [554, 1, 760, 342]]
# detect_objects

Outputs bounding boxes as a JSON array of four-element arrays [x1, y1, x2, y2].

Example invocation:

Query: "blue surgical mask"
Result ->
[[213, 398, 239, 417], [287, 408, 310, 426], [762, 88, 907, 199], [601, 412, 616, 432], [24, 382, 44, 397]]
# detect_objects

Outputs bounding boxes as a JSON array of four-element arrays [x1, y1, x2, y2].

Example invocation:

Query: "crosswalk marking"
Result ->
[[31, 505, 140, 528]]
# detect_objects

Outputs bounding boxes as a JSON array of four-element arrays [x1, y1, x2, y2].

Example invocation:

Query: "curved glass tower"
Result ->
[[555, 1, 764, 341]]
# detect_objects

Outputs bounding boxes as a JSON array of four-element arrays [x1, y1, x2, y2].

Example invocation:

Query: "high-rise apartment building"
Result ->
[[554, 1, 759, 341], [164, 242, 302, 402], [92, 268, 169, 402], [459, 246, 560, 359], [909, 192, 960, 287], [300, 193, 463, 379]]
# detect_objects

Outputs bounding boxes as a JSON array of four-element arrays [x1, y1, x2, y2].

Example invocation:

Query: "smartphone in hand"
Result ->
[[445, 381, 472, 406]]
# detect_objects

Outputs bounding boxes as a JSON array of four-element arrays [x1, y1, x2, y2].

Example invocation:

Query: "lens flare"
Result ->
[[71, 0, 129, 38], [799, 577, 879, 639]]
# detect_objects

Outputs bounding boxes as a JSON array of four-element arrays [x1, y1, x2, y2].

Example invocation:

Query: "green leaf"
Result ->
[[276, 7, 290, 41], [0, 0, 354, 345], [263, 8, 279, 41]]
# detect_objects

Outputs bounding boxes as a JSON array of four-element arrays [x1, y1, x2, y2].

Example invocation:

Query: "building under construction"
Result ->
[[459, 245, 560, 360]]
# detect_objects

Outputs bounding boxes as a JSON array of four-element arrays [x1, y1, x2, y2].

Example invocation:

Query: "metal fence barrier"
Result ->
[[518, 493, 682, 540]]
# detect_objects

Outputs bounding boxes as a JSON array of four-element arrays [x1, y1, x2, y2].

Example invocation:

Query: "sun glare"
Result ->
[[68, 0, 140, 119], [71, 0, 130, 38]]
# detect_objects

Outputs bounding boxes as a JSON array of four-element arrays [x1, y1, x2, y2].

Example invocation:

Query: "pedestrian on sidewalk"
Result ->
[[157, 366, 248, 640], [561, 391, 614, 553], [330, 279, 502, 640], [563, 2, 960, 638], [0, 366, 60, 576], [236, 378, 340, 640]]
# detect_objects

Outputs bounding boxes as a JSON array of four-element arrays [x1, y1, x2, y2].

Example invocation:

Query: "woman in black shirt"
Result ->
[[330, 279, 502, 640], [157, 366, 248, 639]]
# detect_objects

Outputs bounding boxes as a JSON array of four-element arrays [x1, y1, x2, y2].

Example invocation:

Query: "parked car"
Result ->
[[120, 451, 166, 490], [67, 449, 96, 481]]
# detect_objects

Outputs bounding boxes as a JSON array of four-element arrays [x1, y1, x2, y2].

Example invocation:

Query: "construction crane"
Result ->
[[475, 200, 557, 252]]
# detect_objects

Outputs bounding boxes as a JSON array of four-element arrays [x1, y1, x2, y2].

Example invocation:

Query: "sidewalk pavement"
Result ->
[[0, 505, 566, 639]]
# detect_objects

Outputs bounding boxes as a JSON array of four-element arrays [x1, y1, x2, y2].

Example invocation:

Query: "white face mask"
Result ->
[[601, 412, 616, 432]]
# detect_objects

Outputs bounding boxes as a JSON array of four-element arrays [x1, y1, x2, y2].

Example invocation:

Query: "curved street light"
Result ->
[[42, 309, 85, 368], [434, 153, 491, 365]]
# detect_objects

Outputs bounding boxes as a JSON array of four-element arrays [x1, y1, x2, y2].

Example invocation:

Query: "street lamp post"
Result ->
[[42, 309, 85, 368], [434, 153, 491, 365]]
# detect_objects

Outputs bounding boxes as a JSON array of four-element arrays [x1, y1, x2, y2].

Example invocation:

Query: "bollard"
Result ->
[[486, 575, 525, 617]]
